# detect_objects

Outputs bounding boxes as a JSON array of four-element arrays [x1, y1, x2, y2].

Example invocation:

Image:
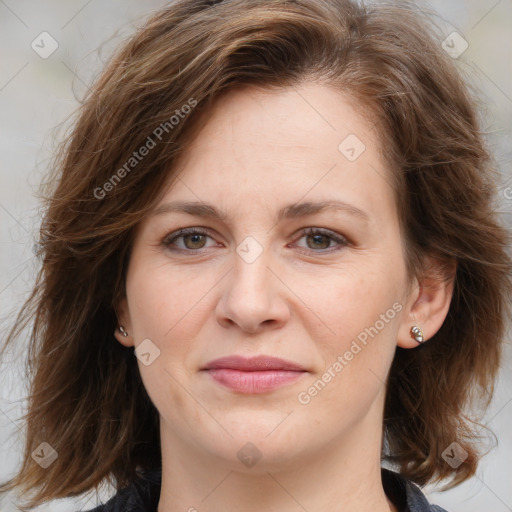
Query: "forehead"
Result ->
[[158, 82, 396, 220], [179, 82, 375, 164]]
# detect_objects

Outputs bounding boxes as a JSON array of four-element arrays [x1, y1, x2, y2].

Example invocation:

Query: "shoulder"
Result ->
[[382, 467, 449, 512], [80, 467, 162, 512]]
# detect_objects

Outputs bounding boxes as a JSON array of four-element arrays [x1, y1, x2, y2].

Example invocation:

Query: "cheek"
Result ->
[[295, 271, 402, 426], [292, 261, 403, 344], [292, 261, 406, 414], [125, 261, 206, 425], [126, 256, 213, 342]]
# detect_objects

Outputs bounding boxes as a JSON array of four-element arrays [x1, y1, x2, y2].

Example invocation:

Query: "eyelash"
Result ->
[[162, 227, 349, 254]]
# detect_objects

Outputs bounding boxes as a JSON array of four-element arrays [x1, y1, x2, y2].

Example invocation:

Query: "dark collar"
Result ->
[[382, 467, 448, 512]]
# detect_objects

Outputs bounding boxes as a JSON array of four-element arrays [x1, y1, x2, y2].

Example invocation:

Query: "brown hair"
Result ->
[[1, 0, 511, 508]]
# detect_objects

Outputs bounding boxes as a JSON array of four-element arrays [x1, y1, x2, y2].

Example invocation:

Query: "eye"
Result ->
[[162, 228, 219, 252], [292, 228, 348, 253]]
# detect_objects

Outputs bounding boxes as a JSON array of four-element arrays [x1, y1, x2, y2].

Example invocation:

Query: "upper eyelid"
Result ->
[[163, 226, 218, 243]]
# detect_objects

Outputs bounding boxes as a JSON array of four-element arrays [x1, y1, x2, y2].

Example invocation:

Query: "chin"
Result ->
[[206, 436, 304, 474]]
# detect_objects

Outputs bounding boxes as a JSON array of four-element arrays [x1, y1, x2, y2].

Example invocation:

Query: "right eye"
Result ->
[[162, 227, 220, 252]]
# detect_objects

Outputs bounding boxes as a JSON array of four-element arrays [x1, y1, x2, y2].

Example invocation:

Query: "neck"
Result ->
[[157, 406, 397, 512]]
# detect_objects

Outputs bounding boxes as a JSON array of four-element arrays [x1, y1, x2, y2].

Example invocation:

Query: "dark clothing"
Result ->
[[83, 466, 448, 512]]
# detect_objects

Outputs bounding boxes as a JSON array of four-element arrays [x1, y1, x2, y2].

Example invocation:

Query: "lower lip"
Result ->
[[205, 369, 305, 393]]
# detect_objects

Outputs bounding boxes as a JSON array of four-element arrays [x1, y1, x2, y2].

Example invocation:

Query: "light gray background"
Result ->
[[1, 1, 511, 511]]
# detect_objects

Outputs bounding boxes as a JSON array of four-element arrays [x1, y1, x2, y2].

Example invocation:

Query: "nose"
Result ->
[[215, 249, 290, 334]]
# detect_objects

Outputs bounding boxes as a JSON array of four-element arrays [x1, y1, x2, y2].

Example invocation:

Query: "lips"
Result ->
[[202, 354, 306, 372], [202, 355, 307, 393]]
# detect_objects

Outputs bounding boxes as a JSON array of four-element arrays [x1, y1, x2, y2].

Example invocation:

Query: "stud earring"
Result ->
[[118, 325, 129, 337], [410, 325, 424, 343]]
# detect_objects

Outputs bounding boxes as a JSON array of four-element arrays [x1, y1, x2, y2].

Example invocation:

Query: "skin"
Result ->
[[115, 81, 455, 512]]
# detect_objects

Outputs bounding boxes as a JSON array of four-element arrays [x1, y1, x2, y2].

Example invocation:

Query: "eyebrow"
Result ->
[[152, 199, 369, 223]]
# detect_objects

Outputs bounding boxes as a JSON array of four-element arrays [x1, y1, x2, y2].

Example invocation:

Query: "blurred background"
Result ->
[[0, 0, 511, 510]]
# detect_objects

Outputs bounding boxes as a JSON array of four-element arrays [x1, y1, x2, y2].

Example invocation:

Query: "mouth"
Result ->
[[201, 355, 308, 394]]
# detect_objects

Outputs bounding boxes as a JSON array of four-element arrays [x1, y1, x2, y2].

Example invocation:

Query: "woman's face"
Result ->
[[118, 82, 419, 471]]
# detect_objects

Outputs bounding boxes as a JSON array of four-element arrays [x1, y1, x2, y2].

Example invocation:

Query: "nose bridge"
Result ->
[[231, 239, 273, 304], [216, 234, 289, 332]]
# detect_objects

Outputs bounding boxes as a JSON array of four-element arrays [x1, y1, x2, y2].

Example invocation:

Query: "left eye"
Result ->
[[292, 228, 348, 252]]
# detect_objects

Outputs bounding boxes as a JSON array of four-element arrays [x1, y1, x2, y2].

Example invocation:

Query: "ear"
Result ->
[[113, 296, 135, 347], [397, 256, 457, 348]]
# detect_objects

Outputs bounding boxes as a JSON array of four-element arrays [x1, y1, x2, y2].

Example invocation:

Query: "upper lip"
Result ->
[[202, 355, 306, 372]]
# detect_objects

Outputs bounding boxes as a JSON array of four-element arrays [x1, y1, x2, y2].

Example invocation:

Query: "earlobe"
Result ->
[[113, 297, 135, 347], [397, 257, 457, 349]]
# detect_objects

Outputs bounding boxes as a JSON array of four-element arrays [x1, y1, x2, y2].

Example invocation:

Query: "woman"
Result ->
[[1, 0, 510, 511]]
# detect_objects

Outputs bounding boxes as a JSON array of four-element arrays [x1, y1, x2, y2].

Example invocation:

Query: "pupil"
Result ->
[[186, 234, 205, 248], [308, 234, 329, 249]]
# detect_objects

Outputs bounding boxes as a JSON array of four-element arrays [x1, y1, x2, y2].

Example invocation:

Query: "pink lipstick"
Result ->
[[202, 355, 307, 393]]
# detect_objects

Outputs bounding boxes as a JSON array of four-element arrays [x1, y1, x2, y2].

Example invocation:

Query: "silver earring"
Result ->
[[118, 325, 128, 337], [410, 325, 424, 343]]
